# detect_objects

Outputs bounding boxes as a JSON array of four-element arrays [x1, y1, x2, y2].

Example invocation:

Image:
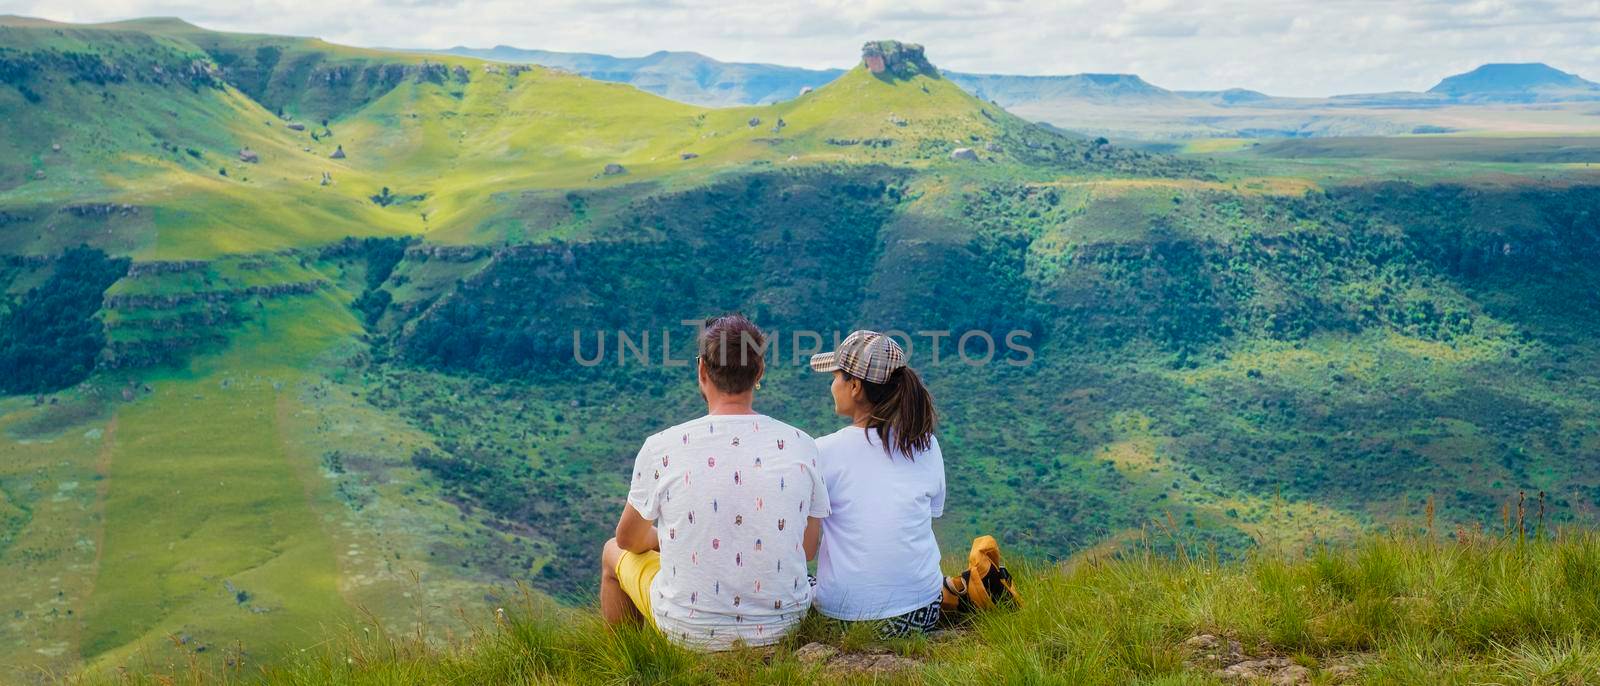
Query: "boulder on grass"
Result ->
[[602, 163, 627, 176], [331, 145, 346, 159], [238, 148, 260, 163], [949, 147, 978, 161]]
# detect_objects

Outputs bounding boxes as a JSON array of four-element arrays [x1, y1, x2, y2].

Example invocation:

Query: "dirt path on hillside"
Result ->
[[76, 414, 118, 663], [273, 386, 359, 609]]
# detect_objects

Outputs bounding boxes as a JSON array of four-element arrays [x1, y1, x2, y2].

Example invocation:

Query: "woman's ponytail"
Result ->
[[859, 366, 938, 459]]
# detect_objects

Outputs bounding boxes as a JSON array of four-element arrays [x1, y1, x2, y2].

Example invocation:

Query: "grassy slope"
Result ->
[[2, 16, 1015, 258], [74, 529, 1600, 685]]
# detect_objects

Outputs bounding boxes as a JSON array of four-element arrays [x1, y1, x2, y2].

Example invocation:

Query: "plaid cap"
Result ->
[[809, 330, 906, 384]]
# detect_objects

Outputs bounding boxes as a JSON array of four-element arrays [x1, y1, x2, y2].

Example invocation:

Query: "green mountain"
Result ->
[[3, 16, 1600, 681]]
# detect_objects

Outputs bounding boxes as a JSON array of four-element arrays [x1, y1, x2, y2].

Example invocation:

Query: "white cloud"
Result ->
[[3, 0, 1598, 96]]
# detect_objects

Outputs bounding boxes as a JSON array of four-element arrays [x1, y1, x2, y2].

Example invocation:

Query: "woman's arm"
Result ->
[[803, 516, 824, 561]]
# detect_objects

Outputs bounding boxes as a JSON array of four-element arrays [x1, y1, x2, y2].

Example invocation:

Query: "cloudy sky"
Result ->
[[5, 0, 1599, 96]]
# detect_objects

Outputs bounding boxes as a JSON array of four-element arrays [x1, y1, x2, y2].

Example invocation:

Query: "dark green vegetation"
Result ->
[[368, 173, 1600, 594], [82, 530, 1600, 684], [4, 14, 1600, 681], [0, 247, 128, 393]]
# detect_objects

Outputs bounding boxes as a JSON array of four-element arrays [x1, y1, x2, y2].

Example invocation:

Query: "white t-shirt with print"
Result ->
[[814, 427, 945, 621], [627, 414, 830, 650]]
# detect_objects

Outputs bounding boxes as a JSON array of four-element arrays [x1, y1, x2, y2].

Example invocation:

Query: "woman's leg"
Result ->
[[876, 600, 942, 639]]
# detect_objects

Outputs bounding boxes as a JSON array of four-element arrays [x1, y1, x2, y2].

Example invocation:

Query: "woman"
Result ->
[[808, 330, 945, 637]]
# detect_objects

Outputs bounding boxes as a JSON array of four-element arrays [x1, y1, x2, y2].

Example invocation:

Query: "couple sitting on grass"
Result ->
[[600, 314, 945, 650]]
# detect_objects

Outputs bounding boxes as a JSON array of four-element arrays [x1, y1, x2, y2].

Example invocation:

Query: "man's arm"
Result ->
[[615, 503, 660, 554], [803, 516, 824, 561]]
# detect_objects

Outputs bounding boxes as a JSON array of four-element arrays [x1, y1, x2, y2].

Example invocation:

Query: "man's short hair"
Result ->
[[700, 314, 766, 394]]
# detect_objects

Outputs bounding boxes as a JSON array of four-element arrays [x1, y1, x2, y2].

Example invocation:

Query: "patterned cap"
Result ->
[[809, 330, 906, 384]]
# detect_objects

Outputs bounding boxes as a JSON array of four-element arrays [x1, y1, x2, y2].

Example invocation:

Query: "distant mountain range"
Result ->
[[434, 46, 844, 106], [431, 46, 1600, 139], [434, 46, 1600, 108], [1427, 62, 1600, 102]]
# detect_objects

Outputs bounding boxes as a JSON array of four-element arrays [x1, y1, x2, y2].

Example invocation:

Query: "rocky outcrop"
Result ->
[[0, 48, 224, 97], [827, 138, 894, 148], [331, 145, 346, 159], [861, 40, 937, 79], [413, 62, 452, 84], [63, 203, 140, 218], [126, 260, 208, 277], [103, 281, 327, 310], [602, 163, 627, 176], [950, 147, 978, 161], [238, 148, 260, 163], [104, 306, 240, 332], [101, 332, 227, 369], [404, 244, 492, 263], [0, 254, 52, 268], [313, 63, 409, 90], [286, 122, 306, 131]]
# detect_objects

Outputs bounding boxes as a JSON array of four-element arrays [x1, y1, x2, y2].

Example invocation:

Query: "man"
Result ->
[[600, 314, 829, 650]]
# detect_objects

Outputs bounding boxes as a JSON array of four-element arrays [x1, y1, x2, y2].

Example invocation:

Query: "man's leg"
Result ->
[[600, 537, 643, 625]]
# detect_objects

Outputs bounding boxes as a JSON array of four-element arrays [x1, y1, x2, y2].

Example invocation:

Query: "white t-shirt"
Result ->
[[813, 427, 945, 621], [627, 414, 830, 650]]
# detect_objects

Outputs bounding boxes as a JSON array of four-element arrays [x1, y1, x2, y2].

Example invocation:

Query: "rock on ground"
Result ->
[[1182, 634, 1353, 685], [793, 642, 922, 676], [794, 642, 837, 665], [950, 147, 978, 161]]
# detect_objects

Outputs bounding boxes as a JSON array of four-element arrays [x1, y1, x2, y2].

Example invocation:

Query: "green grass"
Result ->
[[59, 528, 1600, 685]]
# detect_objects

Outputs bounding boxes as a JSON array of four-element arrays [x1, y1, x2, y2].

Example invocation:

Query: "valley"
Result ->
[[2, 15, 1600, 682]]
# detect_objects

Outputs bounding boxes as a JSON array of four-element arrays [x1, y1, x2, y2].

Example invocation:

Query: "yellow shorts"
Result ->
[[614, 549, 660, 627]]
